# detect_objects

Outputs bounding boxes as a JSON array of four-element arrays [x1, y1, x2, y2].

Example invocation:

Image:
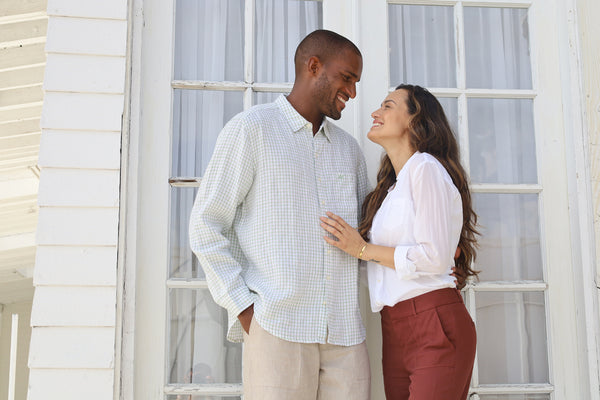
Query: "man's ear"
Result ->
[[306, 56, 321, 76]]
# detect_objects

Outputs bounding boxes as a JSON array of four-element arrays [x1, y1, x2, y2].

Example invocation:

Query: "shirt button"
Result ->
[[321, 201, 326, 206]]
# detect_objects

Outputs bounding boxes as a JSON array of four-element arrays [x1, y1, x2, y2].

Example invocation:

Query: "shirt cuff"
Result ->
[[394, 246, 419, 280]]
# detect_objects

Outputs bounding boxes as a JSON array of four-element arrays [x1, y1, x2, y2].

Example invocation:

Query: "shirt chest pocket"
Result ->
[[327, 173, 358, 225], [377, 197, 415, 240]]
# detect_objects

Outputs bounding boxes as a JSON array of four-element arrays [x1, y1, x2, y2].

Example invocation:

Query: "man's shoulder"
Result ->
[[237, 101, 280, 122], [325, 120, 361, 148]]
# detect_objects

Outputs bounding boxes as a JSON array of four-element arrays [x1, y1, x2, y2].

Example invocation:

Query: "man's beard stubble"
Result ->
[[314, 73, 341, 120]]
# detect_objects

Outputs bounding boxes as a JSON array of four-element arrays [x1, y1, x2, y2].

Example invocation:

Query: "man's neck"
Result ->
[[286, 91, 324, 135]]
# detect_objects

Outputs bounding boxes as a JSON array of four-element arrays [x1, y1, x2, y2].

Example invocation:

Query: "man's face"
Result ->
[[314, 49, 363, 120]]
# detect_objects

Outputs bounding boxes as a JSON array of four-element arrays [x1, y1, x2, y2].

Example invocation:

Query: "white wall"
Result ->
[[28, 0, 128, 399], [576, 0, 600, 280]]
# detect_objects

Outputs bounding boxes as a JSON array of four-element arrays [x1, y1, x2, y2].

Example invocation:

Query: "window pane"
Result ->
[[168, 289, 243, 385], [388, 5, 456, 88], [253, 91, 288, 105], [478, 396, 550, 400], [172, 90, 244, 177], [170, 187, 203, 279], [476, 292, 549, 384], [464, 7, 532, 89], [174, 0, 244, 81], [255, 0, 322, 83], [468, 98, 536, 184], [437, 97, 458, 136], [473, 193, 542, 281]]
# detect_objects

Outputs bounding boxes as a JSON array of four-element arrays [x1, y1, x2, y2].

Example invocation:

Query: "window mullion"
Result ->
[[164, 383, 243, 396], [244, 0, 254, 110]]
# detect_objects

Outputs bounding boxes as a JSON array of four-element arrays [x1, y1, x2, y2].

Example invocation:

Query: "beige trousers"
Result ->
[[242, 316, 370, 400]]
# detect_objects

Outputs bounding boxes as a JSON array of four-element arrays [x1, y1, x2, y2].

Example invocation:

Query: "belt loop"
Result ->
[[411, 298, 418, 315]]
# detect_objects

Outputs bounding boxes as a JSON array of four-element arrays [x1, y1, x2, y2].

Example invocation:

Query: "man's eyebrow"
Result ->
[[342, 70, 359, 79]]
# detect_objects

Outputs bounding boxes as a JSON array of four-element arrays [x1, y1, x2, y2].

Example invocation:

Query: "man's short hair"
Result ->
[[294, 29, 361, 72]]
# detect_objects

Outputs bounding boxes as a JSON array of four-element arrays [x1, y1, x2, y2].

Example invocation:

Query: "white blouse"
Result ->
[[367, 151, 463, 312]]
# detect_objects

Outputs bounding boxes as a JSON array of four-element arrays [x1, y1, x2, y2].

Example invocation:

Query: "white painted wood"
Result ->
[[357, 0, 390, 184], [28, 327, 115, 368], [34, 246, 117, 286], [36, 207, 119, 246], [131, 0, 172, 396], [470, 183, 542, 193], [0, 42, 46, 70], [47, 0, 127, 20], [37, 169, 120, 207], [0, 0, 46, 17], [8, 314, 18, 400], [0, 64, 44, 90], [28, 369, 114, 400], [0, 15, 47, 43], [356, 3, 389, 399], [45, 16, 127, 56], [41, 92, 124, 131], [0, 85, 43, 108], [531, 0, 585, 397], [38, 130, 121, 170], [31, 286, 116, 326], [166, 279, 208, 289], [470, 384, 553, 393], [0, 233, 35, 252], [171, 80, 293, 92], [0, 178, 38, 200], [388, 0, 532, 5], [0, 101, 42, 122], [44, 54, 126, 94], [559, 1, 600, 399], [576, 0, 600, 282], [164, 383, 243, 396], [117, 0, 143, 397], [0, 302, 32, 400]]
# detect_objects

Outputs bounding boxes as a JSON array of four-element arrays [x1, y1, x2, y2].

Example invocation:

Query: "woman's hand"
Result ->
[[320, 212, 366, 258]]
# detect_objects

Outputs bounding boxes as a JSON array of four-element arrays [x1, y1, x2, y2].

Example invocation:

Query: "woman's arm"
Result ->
[[320, 211, 396, 268]]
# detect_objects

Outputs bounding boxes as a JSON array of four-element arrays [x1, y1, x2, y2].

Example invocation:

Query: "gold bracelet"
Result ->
[[357, 243, 367, 259]]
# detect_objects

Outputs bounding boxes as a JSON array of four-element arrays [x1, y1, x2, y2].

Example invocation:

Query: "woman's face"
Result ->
[[367, 89, 412, 147]]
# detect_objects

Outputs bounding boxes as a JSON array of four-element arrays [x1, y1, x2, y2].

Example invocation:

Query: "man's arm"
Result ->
[[189, 116, 256, 333]]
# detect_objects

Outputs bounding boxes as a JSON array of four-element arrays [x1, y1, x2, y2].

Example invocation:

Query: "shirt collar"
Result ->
[[276, 95, 332, 142]]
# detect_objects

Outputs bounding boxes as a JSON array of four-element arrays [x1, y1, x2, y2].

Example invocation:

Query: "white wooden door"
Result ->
[[130, 0, 587, 399]]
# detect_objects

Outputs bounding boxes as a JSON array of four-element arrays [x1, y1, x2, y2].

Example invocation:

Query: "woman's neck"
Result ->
[[387, 145, 416, 176]]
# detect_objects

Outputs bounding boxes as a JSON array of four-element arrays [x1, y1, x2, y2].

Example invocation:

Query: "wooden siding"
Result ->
[[27, 0, 128, 398]]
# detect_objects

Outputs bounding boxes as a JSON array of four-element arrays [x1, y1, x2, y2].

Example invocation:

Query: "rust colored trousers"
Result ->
[[380, 288, 477, 400]]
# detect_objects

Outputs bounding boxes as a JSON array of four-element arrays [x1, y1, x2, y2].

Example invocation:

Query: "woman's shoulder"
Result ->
[[409, 152, 454, 184]]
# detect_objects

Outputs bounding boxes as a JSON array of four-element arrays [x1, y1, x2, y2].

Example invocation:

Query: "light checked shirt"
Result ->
[[189, 95, 369, 345], [368, 152, 462, 311]]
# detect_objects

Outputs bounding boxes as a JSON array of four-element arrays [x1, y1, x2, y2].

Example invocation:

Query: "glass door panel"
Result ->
[[388, 4, 456, 88], [167, 1, 322, 398], [387, 2, 548, 397], [464, 7, 532, 90], [468, 98, 537, 184]]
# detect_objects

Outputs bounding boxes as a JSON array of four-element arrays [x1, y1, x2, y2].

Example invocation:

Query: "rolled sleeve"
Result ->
[[394, 245, 419, 280]]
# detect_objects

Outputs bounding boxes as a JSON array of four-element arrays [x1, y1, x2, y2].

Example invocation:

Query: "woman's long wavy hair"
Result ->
[[358, 84, 479, 279]]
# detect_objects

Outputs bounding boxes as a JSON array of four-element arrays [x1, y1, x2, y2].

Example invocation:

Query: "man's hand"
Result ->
[[238, 304, 254, 334], [452, 247, 467, 290]]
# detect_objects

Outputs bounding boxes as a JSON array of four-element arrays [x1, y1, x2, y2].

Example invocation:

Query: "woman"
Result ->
[[320, 84, 478, 399]]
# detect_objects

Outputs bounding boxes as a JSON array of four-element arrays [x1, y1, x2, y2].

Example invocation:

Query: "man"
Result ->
[[189, 30, 370, 399]]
